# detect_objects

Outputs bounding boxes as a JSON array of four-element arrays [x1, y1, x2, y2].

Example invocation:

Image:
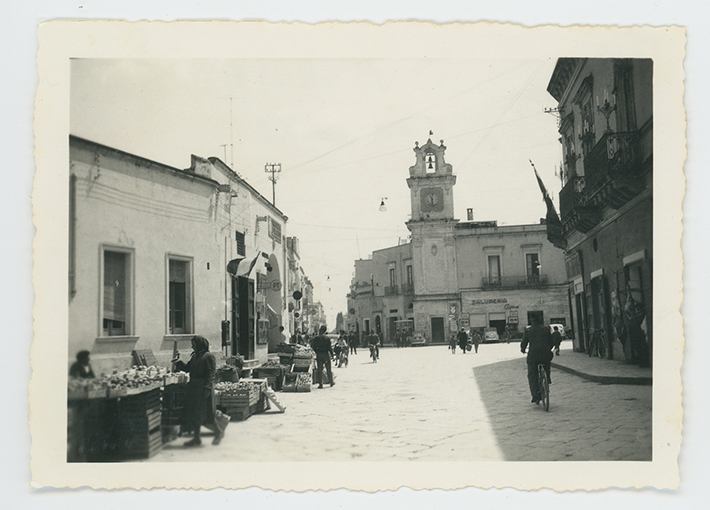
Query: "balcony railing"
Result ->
[[481, 274, 548, 290], [401, 283, 414, 295], [559, 176, 585, 221], [384, 285, 400, 296], [584, 131, 641, 192]]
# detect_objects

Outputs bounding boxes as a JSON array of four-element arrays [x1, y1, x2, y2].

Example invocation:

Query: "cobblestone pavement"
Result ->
[[147, 341, 651, 462]]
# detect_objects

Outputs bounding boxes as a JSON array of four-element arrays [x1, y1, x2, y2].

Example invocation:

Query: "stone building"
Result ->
[[348, 137, 570, 345], [547, 58, 652, 365], [69, 136, 293, 374]]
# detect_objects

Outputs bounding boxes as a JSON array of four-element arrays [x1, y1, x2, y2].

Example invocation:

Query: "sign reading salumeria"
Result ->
[[471, 298, 508, 305]]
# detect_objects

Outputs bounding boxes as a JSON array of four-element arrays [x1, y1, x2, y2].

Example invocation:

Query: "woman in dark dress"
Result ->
[[173, 335, 222, 446]]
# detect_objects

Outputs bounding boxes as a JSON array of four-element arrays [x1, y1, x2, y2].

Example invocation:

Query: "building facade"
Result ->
[[547, 58, 652, 366], [69, 136, 297, 374], [348, 137, 570, 345]]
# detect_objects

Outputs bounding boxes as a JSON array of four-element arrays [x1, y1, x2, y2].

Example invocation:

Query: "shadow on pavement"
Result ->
[[473, 357, 557, 461]]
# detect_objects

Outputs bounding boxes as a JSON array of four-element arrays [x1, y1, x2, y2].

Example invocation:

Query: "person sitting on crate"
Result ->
[[69, 350, 96, 379], [173, 335, 226, 446], [312, 325, 335, 388]]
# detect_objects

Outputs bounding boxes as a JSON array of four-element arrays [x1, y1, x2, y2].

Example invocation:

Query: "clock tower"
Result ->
[[406, 136, 460, 344], [407, 138, 456, 221]]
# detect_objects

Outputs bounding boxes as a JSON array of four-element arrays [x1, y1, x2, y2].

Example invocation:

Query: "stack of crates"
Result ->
[[217, 385, 260, 421], [161, 384, 186, 442], [115, 388, 163, 460]]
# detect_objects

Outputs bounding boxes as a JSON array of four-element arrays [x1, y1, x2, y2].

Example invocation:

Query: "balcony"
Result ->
[[401, 283, 415, 295], [481, 274, 548, 290], [384, 285, 400, 296], [583, 131, 645, 209], [559, 176, 602, 234]]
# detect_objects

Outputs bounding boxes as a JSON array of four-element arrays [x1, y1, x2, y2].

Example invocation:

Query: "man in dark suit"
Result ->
[[312, 325, 334, 388], [520, 317, 555, 404]]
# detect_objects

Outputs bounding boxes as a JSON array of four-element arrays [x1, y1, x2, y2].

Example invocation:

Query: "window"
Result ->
[[389, 267, 396, 287], [487, 255, 501, 283], [406, 265, 413, 285], [235, 231, 245, 256], [526, 253, 541, 278], [102, 249, 131, 336], [169, 258, 192, 334]]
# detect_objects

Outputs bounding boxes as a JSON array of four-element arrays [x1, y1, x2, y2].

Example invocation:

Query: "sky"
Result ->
[[71, 57, 562, 326]]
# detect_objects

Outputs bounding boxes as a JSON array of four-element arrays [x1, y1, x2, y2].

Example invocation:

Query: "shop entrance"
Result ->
[[488, 312, 507, 336], [388, 316, 397, 345], [575, 293, 585, 351], [231, 276, 254, 360], [431, 317, 445, 344]]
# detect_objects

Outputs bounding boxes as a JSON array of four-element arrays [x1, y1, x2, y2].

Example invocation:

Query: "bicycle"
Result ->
[[588, 329, 606, 358], [537, 363, 550, 412]]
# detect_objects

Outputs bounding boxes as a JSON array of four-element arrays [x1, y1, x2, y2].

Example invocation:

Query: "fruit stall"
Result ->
[[68, 347, 303, 461]]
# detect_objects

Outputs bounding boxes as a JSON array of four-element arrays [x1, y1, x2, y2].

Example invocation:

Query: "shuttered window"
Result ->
[[103, 250, 130, 336]]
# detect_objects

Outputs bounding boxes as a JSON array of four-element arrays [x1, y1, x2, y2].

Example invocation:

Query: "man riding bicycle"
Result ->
[[520, 316, 555, 404], [368, 332, 380, 362]]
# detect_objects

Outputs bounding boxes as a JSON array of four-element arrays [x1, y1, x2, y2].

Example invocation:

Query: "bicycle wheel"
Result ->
[[538, 364, 549, 411]]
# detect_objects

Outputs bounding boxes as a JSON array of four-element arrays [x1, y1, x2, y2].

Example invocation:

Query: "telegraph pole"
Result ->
[[264, 163, 281, 206]]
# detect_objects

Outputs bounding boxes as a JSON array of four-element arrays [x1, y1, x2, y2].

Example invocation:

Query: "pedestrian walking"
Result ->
[[395, 331, 402, 348], [449, 333, 457, 353], [520, 317, 555, 404], [472, 330, 482, 353], [312, 325, 335, 388], [551, 326, 562, 356], [457, 327, 469, 354], [349, 331, 358, 355], [172, 335, 225, 446]]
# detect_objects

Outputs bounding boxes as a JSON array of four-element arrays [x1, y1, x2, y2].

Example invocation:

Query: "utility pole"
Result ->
[[264, 163, 281, 206]]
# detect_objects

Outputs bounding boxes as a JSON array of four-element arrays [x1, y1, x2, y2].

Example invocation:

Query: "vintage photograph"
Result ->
[[31, 21, 684, 490]]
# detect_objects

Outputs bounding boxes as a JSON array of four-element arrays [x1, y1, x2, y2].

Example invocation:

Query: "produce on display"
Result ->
[[67, 365, 189, 399]]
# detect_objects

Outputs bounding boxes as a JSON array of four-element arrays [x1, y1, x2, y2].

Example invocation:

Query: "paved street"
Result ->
[[148, 341, 651, 462]]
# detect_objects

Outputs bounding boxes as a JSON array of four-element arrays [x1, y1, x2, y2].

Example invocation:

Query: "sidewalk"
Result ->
[[551, 344, 652, 385]]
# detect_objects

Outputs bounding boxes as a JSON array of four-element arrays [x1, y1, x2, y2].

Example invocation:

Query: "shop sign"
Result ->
[[471, 298, 507, 305], [504, 304, 519, 309]]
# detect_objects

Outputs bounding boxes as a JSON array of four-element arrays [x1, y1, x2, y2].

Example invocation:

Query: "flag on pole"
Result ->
[[241, 251, 262, 277], [530, 160, 567, 250]]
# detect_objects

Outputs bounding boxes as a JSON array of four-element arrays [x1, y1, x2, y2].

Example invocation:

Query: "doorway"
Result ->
[[231, 276, 254, 359], [431, 317, 445, 344]]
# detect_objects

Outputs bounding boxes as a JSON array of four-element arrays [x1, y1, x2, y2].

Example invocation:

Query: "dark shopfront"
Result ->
[[566, 234, 652, 366]]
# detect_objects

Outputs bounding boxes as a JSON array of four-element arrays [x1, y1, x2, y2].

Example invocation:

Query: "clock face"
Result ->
[[420, 187, 444, 212]]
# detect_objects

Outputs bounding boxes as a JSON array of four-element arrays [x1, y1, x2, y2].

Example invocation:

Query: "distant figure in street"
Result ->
[[504, 325, 512, 344], [336, 334, 349, 367], [312, 325, 334, 388], [472, 330, 482, 354], [520, 317, 555, 404], [368, 332, 380, 361], [551, 326, 562, 356], [69, 350, 96, 379], [449, 333, 457, 353], [349, 331, 358, 355], [395, 331, 402, 348], [457, 328, 469, 354]]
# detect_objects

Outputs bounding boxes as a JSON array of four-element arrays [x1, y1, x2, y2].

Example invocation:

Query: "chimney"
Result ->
[[467, 208, 474, 221]]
